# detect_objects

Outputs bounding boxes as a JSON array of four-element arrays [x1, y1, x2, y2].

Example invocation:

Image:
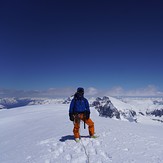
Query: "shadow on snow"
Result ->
[[59, 135, 74, 142], [59, 135, 90, 142]]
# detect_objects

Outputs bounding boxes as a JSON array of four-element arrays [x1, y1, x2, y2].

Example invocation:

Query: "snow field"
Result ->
[[38, 136, 112, 163], [0, 102, 163, 163]]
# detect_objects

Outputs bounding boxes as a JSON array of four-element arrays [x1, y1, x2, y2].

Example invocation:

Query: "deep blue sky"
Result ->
[[0, 0, 163, 91]]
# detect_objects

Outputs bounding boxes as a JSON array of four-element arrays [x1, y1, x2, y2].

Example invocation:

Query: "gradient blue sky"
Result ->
[[0, 0, 163, 94]]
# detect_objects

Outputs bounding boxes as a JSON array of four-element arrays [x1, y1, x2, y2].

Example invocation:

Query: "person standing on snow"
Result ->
[[69, 87, 97, 142]]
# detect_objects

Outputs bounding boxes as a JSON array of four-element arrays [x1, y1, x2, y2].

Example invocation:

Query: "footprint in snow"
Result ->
[[39, 136, 112, 163], [65, 154, 71, 161]]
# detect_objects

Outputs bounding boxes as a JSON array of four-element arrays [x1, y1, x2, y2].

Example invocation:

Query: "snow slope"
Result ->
[[0, 98, 64, 109], [0, 103, 163, 163], [118, 97, 163, 114]]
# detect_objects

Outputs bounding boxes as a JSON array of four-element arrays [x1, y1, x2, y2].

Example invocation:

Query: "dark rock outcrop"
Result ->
[[91, 96, 137, 122], [92, 97, 120, 119], [146, 109, 163, 117]]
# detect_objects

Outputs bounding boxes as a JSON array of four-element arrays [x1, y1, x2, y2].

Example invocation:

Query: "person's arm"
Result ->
[[69, 99, 75, 113], [85, 98, 90, 112], [69, 99, 75, 121], [85, 98, 90, 119]]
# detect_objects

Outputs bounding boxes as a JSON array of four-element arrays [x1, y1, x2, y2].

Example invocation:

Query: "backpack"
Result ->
[[72, 92, 87, 113]]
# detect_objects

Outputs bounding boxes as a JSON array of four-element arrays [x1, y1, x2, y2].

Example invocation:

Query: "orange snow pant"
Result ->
[[73, 113, 95, 138]]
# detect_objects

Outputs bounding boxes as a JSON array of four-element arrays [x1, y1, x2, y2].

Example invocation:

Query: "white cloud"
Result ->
[[106, 86, 124, 96], [106, 85, 163, 97], [85, 87, 99, 96], [41, 87, 75, 97], [0, 85, 163, 98]]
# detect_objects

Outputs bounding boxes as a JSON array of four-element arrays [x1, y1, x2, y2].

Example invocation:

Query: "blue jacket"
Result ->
[[69, 97, 90, 113]]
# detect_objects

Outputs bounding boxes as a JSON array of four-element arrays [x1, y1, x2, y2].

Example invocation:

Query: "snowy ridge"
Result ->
[[91, 96, 163, 123], [0, 98, 64, 109]]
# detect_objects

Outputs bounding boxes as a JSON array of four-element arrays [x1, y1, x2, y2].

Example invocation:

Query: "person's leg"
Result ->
[[73, 115, 80, 138], [86, 118, 95, 136], [80, 114, 95, 136]]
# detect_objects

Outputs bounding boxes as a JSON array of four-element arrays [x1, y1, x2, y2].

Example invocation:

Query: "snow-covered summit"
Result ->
[[0, 102, 163, 163], [91, 96, 137, 122]]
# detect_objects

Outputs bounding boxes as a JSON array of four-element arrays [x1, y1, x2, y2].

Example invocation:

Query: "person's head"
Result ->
[[77, 87, 84, 98]]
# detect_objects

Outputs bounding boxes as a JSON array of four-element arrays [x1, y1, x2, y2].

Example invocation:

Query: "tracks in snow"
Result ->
[[26, 128, 163, 163], [37, 132, 112, 163]]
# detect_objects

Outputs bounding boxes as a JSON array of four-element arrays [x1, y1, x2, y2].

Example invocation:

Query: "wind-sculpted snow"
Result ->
[[0, 104, 163, 163]]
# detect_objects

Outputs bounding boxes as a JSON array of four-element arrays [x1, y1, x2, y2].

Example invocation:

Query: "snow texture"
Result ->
[[1, 97, 163, 163]]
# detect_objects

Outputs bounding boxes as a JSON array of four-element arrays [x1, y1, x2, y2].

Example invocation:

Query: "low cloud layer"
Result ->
[[105, 85, 163, 97], [0, 85, 163, 98]]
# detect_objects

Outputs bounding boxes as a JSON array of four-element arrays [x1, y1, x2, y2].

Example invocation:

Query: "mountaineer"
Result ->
[[69, 87, 97, 142]]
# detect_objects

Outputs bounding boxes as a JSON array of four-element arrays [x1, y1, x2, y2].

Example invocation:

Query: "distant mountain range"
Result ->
[[1, 96, 163, 123], [91, 96, 163, 123], [0, 98, 64, 109]]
